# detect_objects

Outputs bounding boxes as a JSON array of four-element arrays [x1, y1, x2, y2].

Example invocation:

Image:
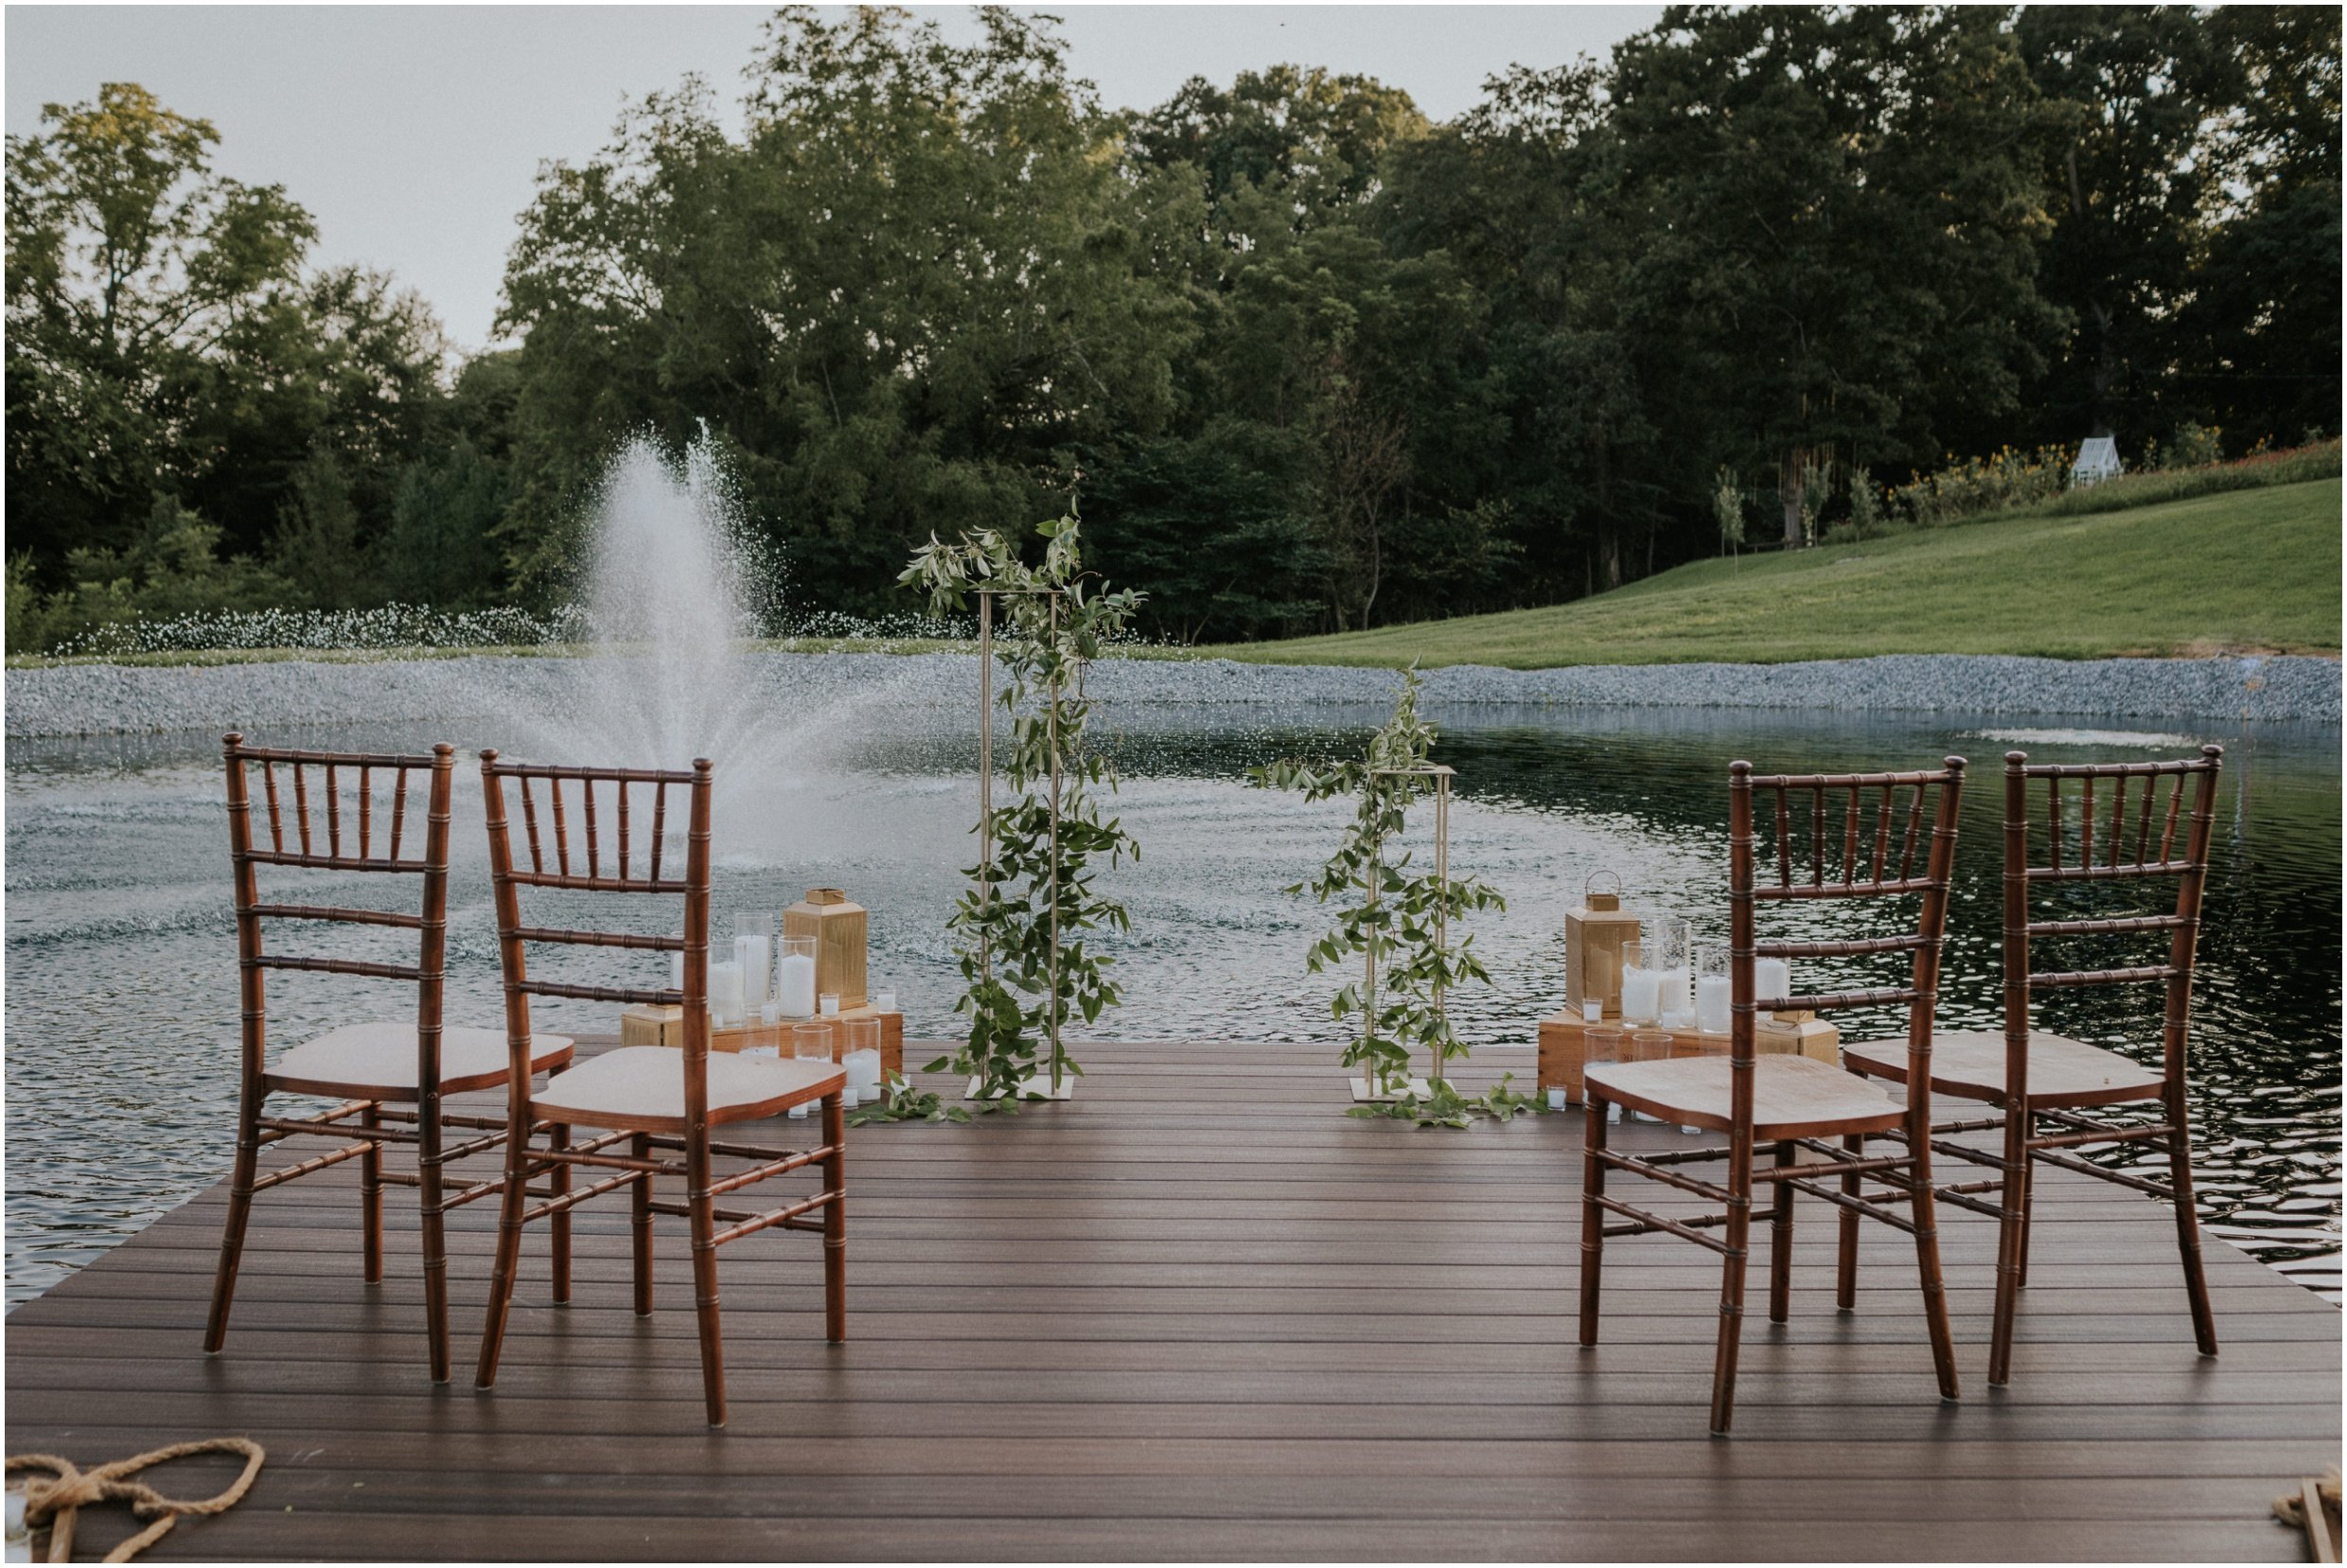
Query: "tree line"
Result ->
[[7, 5, 2338, 649]]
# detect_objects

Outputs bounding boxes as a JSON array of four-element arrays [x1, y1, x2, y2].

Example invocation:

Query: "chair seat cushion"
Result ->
[[1843, 1029, 2165, 1107], [269, 1022, 574, 1100], [1584, 1053, 1909, 1138], [530, 1047, 845, 1133]]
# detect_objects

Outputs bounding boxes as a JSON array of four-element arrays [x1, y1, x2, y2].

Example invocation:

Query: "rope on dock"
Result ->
[[6, 1438, 265, 1562]]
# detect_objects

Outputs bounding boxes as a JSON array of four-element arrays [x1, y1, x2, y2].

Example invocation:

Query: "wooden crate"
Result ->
[[1536, 1011, 1840, 1103], [619, 1003, 903, 1080]]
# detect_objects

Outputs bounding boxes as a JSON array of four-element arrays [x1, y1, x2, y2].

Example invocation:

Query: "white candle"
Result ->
[[841, 1084, 861, 1110], [1756, 958, 1792, 1009], [1620, 966, 1662, 1023], [1695, 974, 1732, 1034], [708, 960, 744, 1025], [672, 950, 684, 990], [778, 952, 816, 1017], [844, 1048, 883, 1097], [1581, 998, 1603, 1023], [788, 1101, 810, 1119], [734, 934, 769, 1010], [1658, 965, 1692, 1018], [1546, 1088, 1567, 1111], [875, 990, 898, 1013], [820, 993, 840, 1017]]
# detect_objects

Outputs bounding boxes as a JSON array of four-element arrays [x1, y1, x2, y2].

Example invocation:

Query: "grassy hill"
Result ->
[[1202, 478, 2342, 668]]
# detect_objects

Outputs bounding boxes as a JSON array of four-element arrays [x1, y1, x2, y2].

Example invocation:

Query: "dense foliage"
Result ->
[[8, 7, 2338, 652]]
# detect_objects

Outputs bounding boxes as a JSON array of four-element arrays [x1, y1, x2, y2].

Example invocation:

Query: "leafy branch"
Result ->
[[899, 504, 1142, 1106], [1250, 668, 1527, 1125]]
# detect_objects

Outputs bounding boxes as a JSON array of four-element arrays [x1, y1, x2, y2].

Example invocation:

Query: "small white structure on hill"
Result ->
[[2072, 436, 2123, 487]]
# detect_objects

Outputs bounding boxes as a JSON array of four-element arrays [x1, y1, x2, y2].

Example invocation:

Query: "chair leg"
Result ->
[[2015, 1116, 2037, 1290], [1988, 1095, 2030, 1387], [2163, 1084, 2219, 1357], [1708, 1138, 1753, 1436], [823, 1091, 848, 1344], [1909, 1148, 1961, 1403], [419, 1099, 450, 1384], [360, 1101, 383, 1285], [630, 1134, 654, 1318], [203, 1087, 265, 1354], [1768, 1139, 1794, 1325], [1835, 1133, 1862, 1312], [549, 1120, 573, 1306], [687, 1123, 727, 1427], [475, 1119, 531, 1391], [1578, 1095, 1608, 1348]]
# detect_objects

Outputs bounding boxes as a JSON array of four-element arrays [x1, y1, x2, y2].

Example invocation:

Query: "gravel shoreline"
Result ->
[[6, 649, 2336, 738]]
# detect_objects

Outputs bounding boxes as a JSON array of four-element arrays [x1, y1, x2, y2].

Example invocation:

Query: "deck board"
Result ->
[[6, 1037, 2336, 1561]]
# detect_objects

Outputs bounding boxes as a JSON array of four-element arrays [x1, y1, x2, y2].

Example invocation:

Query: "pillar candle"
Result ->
[[778, 951, 817, 1018], [1695, 974, 1732, 1034], [707, 960, 744, 1025], [1620, 966, 1662, 1024], [734, 934, 770, 1011], [1756, 958, 1792, 1008]]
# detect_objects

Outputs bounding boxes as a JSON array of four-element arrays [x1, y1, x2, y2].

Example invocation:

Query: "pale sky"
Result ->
[[5, 5, 1659, 352]]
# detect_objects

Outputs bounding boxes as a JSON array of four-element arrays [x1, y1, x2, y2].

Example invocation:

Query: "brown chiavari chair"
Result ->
[[1844, 747, 2222, 1385], [1579, 757, 1968, 1434], [473, 750, 847, 1428], [209, 734, 575, 1382]]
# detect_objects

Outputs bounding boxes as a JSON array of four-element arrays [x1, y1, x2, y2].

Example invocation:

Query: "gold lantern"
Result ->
[[1564, 872, 1642, 1019], [784, 887, 869, 1011]]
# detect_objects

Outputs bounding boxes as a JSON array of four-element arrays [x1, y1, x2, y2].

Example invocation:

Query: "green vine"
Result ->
[[1250, 670, 1528, 1125], [900, 506, 1142, 1106], [849, 1071, 971, 1127]]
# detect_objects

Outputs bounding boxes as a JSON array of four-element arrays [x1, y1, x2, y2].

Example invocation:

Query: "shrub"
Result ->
[[1890, 445, 2072, 527]]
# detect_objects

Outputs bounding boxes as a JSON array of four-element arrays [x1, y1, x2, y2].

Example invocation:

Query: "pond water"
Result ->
[[7, 699, 2338, 1307]]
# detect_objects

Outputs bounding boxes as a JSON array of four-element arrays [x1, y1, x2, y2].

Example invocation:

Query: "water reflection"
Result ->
[[6, 702, 2337, 1305]]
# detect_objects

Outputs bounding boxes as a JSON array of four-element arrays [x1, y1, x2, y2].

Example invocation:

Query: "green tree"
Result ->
[[1131, 64, 1430, 233], [498, 7, 1195, 612], [1612, 7, 2069, 545], [2015, 7, 2232, 445], [2183, 7, 2341, 445], [6, 83, 452, 609], [5, 83, 313, 564]]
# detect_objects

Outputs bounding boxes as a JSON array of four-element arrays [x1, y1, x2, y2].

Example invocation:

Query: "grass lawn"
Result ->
[[1201, 478, 2343, 669]]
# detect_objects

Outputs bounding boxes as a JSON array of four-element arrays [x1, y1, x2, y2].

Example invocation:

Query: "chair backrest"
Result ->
[[2003, 747, 2222, 1084], [222, 732, 455, 1079], [477, 750, 713, 1101], [1729, 758, 1968, 1119]]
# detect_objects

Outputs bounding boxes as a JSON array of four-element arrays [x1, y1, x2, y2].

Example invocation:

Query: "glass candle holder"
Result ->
[[733, 911, 773, 1014], [1695, 943, 1732, 1035], [874, 988, 898, 1013], [776, 935, 818, 1018], [1628, 1029, 1673, 1121], [1584, 1024, 1626, 1125], [791, 1020, 835, 1063], [707, 960, 745, 1027], [1617, 939, 1660, 1024], [842, 1017, 882, 1097], [819, 993, 840, 1017], [1647, 916, 1692, 1021]]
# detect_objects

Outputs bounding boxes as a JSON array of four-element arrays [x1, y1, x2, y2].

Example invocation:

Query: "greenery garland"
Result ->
[[1251, 670, 1533, 1126], [900, 508, 1142, 1105]]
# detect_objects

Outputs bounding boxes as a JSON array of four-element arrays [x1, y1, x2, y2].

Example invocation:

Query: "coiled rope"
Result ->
[[6, 1439, 264, 1563]]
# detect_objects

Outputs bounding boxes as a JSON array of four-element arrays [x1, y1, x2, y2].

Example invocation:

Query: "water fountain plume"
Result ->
[[501, 432, 933, 867]]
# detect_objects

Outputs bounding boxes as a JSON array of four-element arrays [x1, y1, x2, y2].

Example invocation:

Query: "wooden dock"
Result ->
[[7, 1037, 2337, 1560]]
